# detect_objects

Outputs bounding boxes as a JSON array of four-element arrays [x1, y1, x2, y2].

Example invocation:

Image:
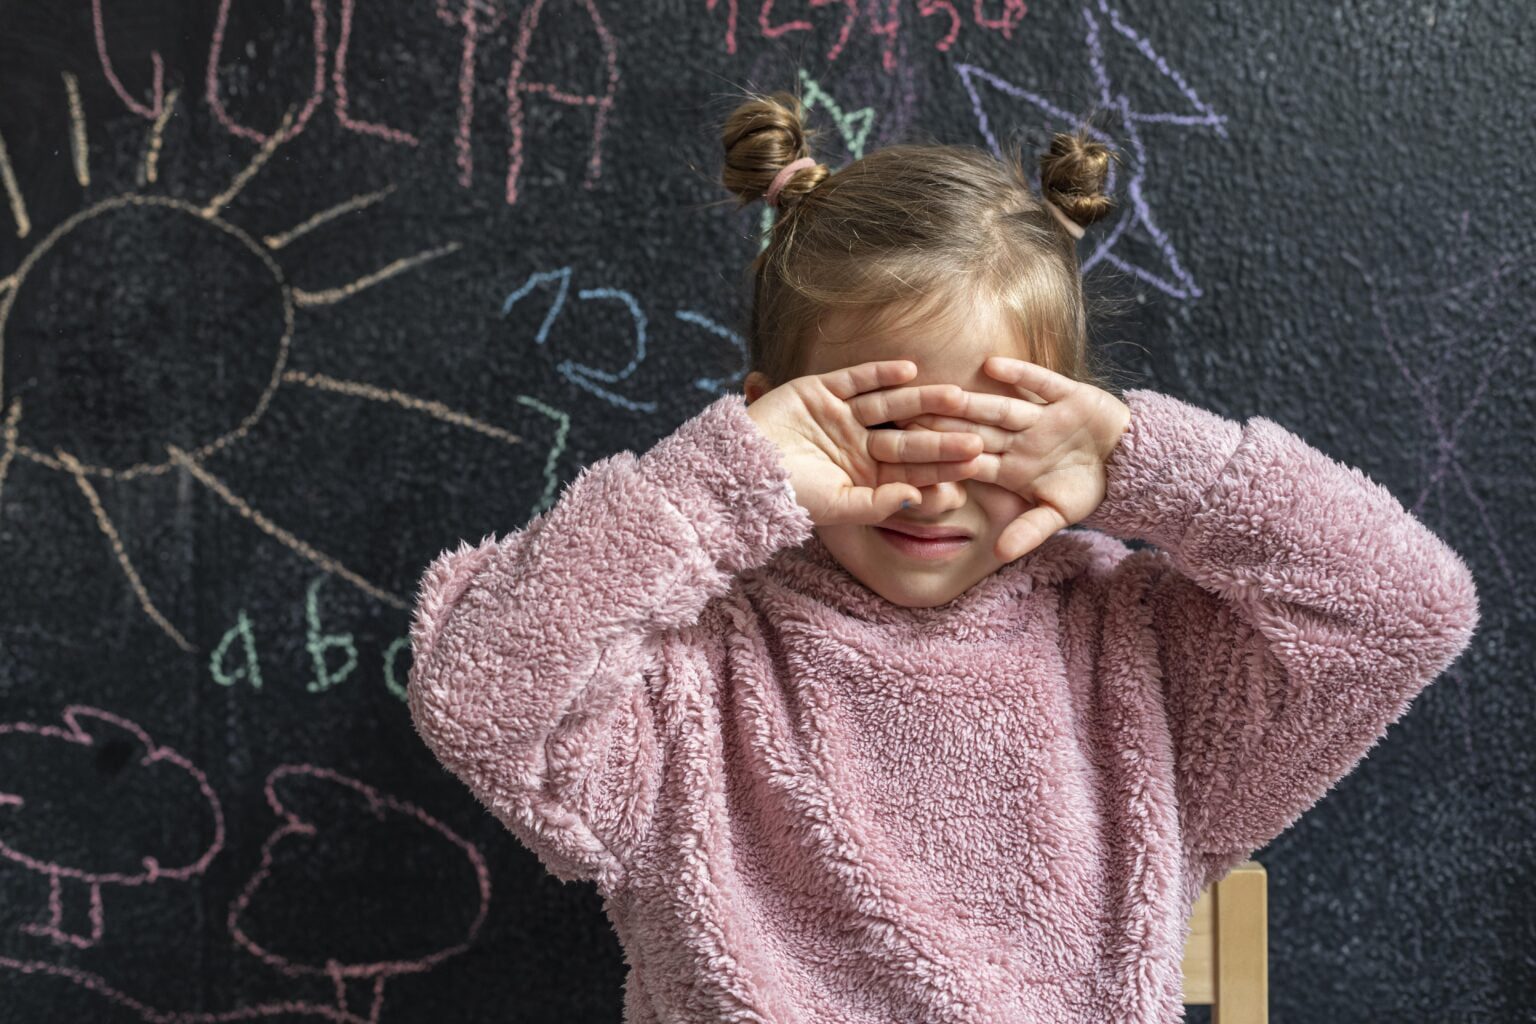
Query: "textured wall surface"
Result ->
[[0, 0, 1529, 1020]]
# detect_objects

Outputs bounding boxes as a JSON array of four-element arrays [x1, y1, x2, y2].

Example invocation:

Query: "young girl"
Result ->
[[405, 91, 1480, 1023]]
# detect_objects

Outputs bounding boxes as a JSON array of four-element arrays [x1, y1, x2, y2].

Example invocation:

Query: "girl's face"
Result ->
[[744, 299, 1041, 609]]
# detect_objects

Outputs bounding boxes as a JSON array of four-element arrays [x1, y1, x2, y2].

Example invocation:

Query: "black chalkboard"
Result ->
[[0, 1, 1530, 1021]]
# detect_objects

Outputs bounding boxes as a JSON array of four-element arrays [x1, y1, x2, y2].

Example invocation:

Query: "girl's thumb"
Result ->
[[876, 484, 922, 519]]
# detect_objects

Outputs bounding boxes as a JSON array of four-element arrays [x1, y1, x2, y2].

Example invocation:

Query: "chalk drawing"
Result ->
[[1342, 227, 1526, 597], [334, 0, 424, 146], [304, 576, 358, 694], [504, 0, 619, 205], [136, 86, 179, 187], [434, 0, 511, 189], [210, 578, 418, 704], [62, 73, 90, 188], [0, 706, 226, 949], [92, 0, 166, 120], [211, 609, 265, 691], [264, 183, 397, 250], [0, 127, 28, 239], [225, 765, 492, 1017], [705, 0, 1025, 70], [0, 724, 491, 1023], [0, 94, 582, 655], [206, 0, 328, 146], [957, 0, 1228, 300], [503, 265, 660, 412], [382, 635, 412, 702], [91, 0, 625, 207], [675, 310, 748, 394]]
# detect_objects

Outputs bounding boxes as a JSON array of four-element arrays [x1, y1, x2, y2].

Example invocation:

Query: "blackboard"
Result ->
[[0, 1, 1530, 1021]]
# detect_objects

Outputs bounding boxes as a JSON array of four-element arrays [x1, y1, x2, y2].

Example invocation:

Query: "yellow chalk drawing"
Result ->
[[262, 183, 396, 251], [55, 445, 194, 652], [0, 98, 554, 654], [0, 129, 28, 238], [62, 72, 90, 188], [137, 86, 179, 188]]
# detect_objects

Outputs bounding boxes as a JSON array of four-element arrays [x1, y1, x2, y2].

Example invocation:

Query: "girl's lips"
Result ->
[[875, 527, 971, 560]]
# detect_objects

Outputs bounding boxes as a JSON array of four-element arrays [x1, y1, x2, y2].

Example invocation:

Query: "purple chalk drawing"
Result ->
[[0, 705, 225, 949], [959, 0, 1230, 301], [226, 764, 491, 1022]]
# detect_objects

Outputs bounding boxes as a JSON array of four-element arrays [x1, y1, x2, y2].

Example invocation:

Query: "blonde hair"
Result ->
[[717, 88, 1131, 395]]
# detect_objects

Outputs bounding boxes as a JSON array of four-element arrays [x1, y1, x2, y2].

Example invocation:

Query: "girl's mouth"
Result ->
[[874, 527, 971, 560]]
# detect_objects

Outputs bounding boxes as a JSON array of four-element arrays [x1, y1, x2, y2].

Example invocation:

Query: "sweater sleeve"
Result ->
[[405, 392, 815, 893], [1077, 388, 1481, 893]]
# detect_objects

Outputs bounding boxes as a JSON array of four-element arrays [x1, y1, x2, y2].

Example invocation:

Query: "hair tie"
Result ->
[[765, 157, 817, 209], [1042, 196, 1086, 240]]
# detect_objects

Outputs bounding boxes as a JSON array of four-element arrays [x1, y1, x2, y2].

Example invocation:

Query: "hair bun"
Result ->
[[1038, 129, 1118, 230], [720, 90, 830, 211]]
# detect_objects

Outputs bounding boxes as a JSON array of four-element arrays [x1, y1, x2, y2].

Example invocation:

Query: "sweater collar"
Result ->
[[748, 527, 1109, 641]]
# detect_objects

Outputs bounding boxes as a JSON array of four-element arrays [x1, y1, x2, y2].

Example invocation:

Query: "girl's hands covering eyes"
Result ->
[[891, 357, 1132, 562], [744, 361, 987, 528]]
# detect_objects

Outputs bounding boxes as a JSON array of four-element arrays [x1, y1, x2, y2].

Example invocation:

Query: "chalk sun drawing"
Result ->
[[0, 88, 563, 656]]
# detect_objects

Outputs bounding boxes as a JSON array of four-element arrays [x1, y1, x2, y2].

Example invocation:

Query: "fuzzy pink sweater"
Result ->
[[406, 388, 1479, 1023]]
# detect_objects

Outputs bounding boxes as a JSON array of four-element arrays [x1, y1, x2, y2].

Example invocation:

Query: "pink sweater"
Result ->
[[406, 388, 1479, 1023]]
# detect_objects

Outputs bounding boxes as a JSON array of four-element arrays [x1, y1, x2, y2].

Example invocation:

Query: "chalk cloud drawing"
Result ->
[[0, 86, 569, 652], [227, 764, 493, 1021], [0, 707, 494, 1023], [0, 705, 225, 950]]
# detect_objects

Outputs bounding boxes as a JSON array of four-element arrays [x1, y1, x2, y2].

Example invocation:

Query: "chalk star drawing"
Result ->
[[1342, 220, 1525, 596], [0, 86, 568, 653], [753, 69, 876, 253], [960, 0, 1229, 301]]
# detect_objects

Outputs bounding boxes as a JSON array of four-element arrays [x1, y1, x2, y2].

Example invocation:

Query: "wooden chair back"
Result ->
[[1180, 860, 1268, 1022]]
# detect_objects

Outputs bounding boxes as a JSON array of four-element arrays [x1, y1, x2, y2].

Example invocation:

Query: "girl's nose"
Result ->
[[912, 478, 968, 513]]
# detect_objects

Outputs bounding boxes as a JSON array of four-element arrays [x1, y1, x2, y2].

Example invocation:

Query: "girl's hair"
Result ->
[[717, 88, 1129, 396]]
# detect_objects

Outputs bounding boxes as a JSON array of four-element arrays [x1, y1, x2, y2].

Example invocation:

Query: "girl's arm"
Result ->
[[1077, 389, 1480, 892], [406, 393, 814, 894]]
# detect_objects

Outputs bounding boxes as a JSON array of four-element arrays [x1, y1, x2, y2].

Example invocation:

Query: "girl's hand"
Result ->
[[892, 356, 1132, 562], [745, 360, 987, 527]]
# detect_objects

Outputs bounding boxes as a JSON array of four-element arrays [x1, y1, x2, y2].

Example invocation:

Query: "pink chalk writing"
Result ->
[[92, 0, 165, 119], [706, 0, 1026, 71]]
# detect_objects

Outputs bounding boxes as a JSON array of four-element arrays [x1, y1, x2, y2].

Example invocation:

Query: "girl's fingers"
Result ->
[[891, 413, 1025, 450], [818, 359, 919, 401], [983, 356, 1076, 404], [919, 392, 1044, 433], [866, 424, 984, 463], [847, 381, 971, 426], [819, 481, 928, 525], [875, 458, 984, 488], [995, 504, 1070, 562]]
